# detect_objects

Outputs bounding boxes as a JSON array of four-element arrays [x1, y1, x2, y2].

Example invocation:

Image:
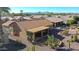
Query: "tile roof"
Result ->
[[46, 17, 63, 23], [17, 20, 52, 31]]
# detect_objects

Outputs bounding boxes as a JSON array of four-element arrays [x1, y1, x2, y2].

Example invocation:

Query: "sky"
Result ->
[[10, 7, 79, 13]]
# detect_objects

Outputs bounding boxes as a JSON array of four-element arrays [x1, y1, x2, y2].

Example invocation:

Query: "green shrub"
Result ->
[[31, 45, 36, 51], [74, 16, 79, 21], [67, 17, 76, 26], [62, 30, 68, 36], [47, 35, 60, 49], [72, 34, 78, 42], [44, 41, 48, 46], [70, 34, 78, 42]]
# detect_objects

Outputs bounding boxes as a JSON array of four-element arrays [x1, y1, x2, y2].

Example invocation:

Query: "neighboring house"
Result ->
[[2, 21, 21, 41], [2, 20, 53, 43], [46, 17, 63, 27], [31, 15, 45, 20], [60, 15, 70, 24], [13, 16, 25, 22], [23, 16, 31, 20], [1, 17, 9, 22]]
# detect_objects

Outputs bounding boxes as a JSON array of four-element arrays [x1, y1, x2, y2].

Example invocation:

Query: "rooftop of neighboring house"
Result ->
[[30, 15, 46, 20], [23, 16, 31, 20], [46, 17, 63, 23], [31, 15, 43, 18], [60, 15, 72, 21]]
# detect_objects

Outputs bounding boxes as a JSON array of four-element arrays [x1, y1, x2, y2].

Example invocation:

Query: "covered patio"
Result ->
[[27, 26, 49, 42], [47, 17, 63, 27]]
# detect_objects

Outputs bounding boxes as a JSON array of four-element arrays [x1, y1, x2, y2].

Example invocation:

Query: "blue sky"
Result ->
[[10, 7, 79, 13]]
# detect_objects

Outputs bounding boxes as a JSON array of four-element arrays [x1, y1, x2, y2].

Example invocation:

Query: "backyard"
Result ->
[[1, 24, 79, 51]]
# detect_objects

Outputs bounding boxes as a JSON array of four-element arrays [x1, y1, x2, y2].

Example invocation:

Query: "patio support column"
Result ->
[[41, 31, 43, 37], [54, 23, 56, 27], [32, 33, 35, 42], [48, 29, 49, 35]]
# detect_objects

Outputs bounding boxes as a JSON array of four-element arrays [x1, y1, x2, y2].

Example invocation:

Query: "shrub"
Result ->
[[74, 16, 79, 21], [47, 35, 60, 49], [67, 18, 76, 26], [44, 41, 48, 46], [70, 34, 78, 42], [31, 45, 36, 51], [72, 34, 78, 42], [62, 30, 68, 36]]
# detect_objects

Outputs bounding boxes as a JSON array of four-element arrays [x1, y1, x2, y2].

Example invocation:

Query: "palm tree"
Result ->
[[20, 10, 23, 16], [0, 7, 10, 44], [20, 10, 24, 21]]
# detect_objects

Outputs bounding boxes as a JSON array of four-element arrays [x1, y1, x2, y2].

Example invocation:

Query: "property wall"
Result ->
[[2, 26, 10, 44]]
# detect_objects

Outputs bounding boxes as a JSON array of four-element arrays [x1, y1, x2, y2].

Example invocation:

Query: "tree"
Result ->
[[0, 7, 10, 20], [0, 7, 10, 44], [47, 14, 52, 17], [47, 35, 60, 49], [11, 12, 15, 17], [26, 13, 31, 16], [74, 16, 79, 21], [62, 30, 68, 36], [47, 35, 53, 46], [67, 17, 76, 26], [20, 10, 24, 16]]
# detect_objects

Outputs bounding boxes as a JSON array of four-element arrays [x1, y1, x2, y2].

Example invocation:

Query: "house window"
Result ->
[[35, 31, 41, 39], [27, 31, 33, 39], [13, 32, 20, 36], [43, 29, 48, 36]]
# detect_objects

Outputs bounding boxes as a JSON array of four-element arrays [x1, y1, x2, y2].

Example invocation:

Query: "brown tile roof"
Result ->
[[17, 20, 52, 31], [46, 17, 63, 23]]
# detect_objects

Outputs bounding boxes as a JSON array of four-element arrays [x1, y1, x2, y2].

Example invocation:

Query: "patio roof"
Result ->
[[27, 26, 49, 33]]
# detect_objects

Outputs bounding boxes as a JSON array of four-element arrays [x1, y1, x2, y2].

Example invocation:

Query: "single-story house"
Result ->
[[2, 19, 53, 43]]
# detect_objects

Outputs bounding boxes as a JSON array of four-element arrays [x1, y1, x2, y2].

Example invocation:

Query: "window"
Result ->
[[35, 31, 41, 39], [13, 32, 20, 36], [43, 29, 48, 36]]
